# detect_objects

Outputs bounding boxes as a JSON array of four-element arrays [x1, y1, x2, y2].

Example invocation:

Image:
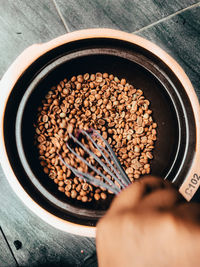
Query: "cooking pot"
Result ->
[[0, 29, 200, 237]]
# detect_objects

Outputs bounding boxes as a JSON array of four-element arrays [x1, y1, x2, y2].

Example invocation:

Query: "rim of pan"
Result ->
[[0, 28, 200, 237]]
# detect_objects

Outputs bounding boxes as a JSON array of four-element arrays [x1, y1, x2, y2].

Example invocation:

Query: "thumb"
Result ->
[[107, 176, 167, 215]]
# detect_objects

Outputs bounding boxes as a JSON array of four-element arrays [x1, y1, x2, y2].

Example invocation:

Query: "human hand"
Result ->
[[96, 176, 200, 267]]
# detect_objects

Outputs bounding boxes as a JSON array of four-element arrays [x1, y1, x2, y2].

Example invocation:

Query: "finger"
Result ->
[[173, 203, 200, 224], [138, 187, 183, 210], [107, 176, 166, 215]]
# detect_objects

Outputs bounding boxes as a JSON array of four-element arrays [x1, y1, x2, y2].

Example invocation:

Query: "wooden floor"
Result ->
[[0, 0, 200, 266]]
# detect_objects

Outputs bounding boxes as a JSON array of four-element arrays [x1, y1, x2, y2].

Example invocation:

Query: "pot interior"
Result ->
[[4, 37, 196, 226]]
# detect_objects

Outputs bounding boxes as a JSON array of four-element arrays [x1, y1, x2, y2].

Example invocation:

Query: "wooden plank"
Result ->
[[54, 0, 198, 32], [0, 166, 97, 266], [137, 4, 200, 100], [0, 0, 66, 78], [0, 227, 17, 267]]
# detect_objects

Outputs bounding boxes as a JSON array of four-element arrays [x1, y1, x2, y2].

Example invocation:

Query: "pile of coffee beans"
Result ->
[[34, 72, 157, 202]]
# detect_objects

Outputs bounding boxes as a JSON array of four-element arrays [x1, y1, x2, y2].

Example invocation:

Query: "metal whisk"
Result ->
[[59, 129, 131, 195]]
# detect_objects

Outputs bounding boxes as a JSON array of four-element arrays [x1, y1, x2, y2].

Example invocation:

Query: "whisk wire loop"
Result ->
[[59, 129, 131, 195]]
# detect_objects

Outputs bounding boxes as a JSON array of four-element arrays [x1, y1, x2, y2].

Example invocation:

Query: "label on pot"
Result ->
[[179, 173, 200, 201]]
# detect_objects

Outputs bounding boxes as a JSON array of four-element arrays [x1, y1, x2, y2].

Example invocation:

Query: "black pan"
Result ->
[[3, 34, 197, 228]]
